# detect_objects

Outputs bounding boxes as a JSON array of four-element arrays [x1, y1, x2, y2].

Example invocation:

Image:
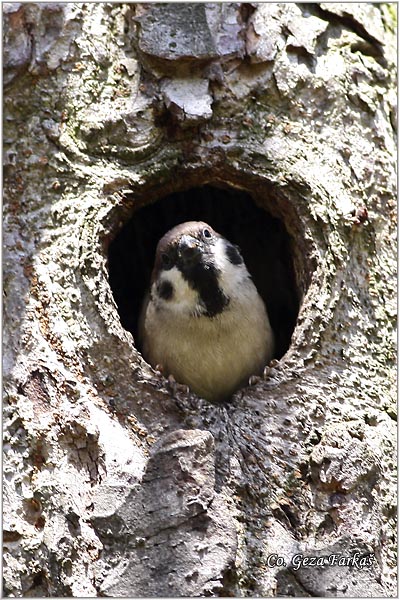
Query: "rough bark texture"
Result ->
[[3, 3, 397, 597]]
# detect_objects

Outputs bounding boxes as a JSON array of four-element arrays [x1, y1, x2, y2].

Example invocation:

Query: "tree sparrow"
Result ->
[[139, 221, 274, 401]]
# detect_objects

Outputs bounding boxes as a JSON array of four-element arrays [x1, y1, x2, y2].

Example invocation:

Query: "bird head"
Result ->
[[150, 221, 246, 318]]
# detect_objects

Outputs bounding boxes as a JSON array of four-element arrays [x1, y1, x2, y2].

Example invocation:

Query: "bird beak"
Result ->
[[177, 235, 202, 263]]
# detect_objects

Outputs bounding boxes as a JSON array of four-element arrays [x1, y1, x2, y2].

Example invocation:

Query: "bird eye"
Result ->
[[161, 252, 171, 267], [202, 228, 212, 239]]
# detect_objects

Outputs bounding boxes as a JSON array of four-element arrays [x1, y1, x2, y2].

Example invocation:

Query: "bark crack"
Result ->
[[310, 3, 385, 60]]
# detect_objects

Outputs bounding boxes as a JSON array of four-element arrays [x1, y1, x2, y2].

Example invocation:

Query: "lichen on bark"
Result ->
[[3, 3, 396, 597]]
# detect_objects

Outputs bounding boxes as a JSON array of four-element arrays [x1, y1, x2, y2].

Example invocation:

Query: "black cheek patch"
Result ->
[[157, 280, 174, 301], [225, 242, 243, 265]]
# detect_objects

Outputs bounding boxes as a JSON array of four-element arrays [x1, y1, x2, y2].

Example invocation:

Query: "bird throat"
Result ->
[[178, 261, 229, 318]]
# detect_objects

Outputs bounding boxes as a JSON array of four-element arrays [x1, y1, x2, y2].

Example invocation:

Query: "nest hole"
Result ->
[[108, 184, 300, 361]]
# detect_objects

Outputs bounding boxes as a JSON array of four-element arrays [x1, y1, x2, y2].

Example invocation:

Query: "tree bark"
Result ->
[[3, 3, 397, 597]]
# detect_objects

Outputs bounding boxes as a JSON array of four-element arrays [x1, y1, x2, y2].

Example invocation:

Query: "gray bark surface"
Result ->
[[3, 3, 397, 597]]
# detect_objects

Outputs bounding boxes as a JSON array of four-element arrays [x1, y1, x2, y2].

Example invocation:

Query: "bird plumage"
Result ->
[[139, 221, 274, 401]]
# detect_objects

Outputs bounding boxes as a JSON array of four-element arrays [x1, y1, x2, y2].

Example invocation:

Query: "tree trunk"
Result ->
[[3, 3, 396, 597]]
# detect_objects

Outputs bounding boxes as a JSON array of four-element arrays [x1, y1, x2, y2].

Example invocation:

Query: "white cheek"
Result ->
[[153, 266, 199, 313], [213, 238, 249, 297]]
